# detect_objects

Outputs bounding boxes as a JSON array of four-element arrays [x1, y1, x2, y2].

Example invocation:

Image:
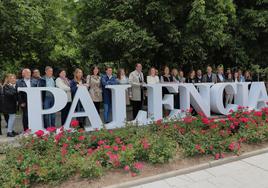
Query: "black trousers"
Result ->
[[21, 107, 29, 131], [61, 102, 71, 125], [131, 100, 143, 119], [94, 102, 101, 114]]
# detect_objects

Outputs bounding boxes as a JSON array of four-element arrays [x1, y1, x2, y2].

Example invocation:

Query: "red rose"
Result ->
[[78, 135, 85, 141], [229, 142, 236, 151], [35, 130, 44, 137], [46, 127, 56, 133], [113, 145, 119, 151], [201, 118, 210, 125], [133, 162, 143, 170], [254, 111, 262, 117], [70, 119, 79, 128], [124, 165, 130, 171], [215, 153, 220, 160], [121, 145, 127, 151]]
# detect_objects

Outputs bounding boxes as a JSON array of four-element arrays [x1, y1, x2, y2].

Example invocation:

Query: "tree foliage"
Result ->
[[0, 0, 267, 75]]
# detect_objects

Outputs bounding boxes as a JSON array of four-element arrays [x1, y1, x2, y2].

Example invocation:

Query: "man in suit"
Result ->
[[202, 66, 217, 83], [196, 69, 203, 83], [101, 67, 118, 123], [216, 65, 225, 83], [16, 68, 37, 131], [38, 66, 56, 128], [129, 63, 145, 119]]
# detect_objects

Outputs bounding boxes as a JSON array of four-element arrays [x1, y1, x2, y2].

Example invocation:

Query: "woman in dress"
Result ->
[[86, 66, 102, 114]]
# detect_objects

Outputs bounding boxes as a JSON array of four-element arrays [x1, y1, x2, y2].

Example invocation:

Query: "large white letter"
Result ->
[[178, 83, 213, 117], [248, 82, 268, 109], [18, 87, 67, 132], [146, 83, 178, 121], [210, 83, 238, 115], [105, 84, 131, 129], [64, 86, 102, 131], [234, 82, 251, 107]]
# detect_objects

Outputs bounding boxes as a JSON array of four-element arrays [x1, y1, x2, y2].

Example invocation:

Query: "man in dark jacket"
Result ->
[[101, 67, 118, 123], [16, 68, 37, 131], [202, 66, 217, 83], [38, 66, 56, 128]]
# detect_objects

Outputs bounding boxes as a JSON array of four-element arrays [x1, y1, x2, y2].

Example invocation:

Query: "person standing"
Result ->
[[147, 67, 160, 84], [202, 66, 217, 83], [244, 71, 252, 82], [70, 68, 88, 128], [56, 69, 72, 125], [32, 68, 41, 86], [38, 66, 56, 128], [186, 70, 196, 84], [16, 68, 37, 131], [178, 70, 186, 83], [195, 69, 203, 83], [101, 67, 118, 123], [129, 63, 144, 119], [0, 83, 4, 135], [234, 71, 240, 82], [216, 65, 225, 83], [3, 74, 18, 137], [225, 72, 234, 105], [117, 68, 130, 105], [86, 66, 102, 114], [171, 68, 180, 82], [238, 69, 245, 82]]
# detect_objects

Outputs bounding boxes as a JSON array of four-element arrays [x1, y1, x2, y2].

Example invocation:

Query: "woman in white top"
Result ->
[[55, 69, 72, 125], [147, 67, 160, 84]]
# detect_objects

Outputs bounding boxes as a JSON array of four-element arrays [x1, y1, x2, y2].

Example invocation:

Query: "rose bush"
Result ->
[[0, 107, 268, 187]]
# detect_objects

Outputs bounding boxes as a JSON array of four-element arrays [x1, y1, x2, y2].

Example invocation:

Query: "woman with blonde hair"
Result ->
[[147, 67, 160, 84], [70, 68, 88, 128], [3, 74, 18, 137]]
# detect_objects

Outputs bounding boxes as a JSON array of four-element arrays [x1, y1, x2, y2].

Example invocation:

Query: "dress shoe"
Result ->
[[7, 132, 15, 137]]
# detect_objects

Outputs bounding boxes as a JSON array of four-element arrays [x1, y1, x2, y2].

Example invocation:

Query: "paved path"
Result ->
[[133, 152, 268, 188]]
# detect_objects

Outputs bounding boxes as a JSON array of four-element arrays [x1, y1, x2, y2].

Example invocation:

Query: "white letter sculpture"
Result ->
[[64, 86, 102, 131], [17, 87, 68, 132]]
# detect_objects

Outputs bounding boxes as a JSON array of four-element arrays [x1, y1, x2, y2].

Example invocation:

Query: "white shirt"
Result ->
[[24, 78, 31, 88], [218, 74, 224, 82], [147, 75, 160, 84]]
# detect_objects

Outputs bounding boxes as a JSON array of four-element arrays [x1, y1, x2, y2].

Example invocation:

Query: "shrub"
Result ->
[[0, 107, 267, 187]]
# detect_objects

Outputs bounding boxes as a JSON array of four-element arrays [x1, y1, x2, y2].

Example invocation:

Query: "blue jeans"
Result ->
[[103, 103, 111, 123], [43, 96, 56, 128], [7, 114, 16, 133]]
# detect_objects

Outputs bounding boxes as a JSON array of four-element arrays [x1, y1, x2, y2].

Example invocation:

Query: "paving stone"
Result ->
[[185, 170, 215, 182], [165, 176, 193, 187], [138, 153, 268, 188], [141, 180, 171, 188]]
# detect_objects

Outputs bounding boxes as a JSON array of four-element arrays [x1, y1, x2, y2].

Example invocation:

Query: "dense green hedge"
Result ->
[[0, 107, 268, 187]]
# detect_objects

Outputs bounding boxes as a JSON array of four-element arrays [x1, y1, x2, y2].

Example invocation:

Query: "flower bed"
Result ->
[[0, 107, 268, 187]]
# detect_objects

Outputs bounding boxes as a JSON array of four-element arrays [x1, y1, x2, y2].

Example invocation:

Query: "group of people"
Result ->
[[0, 64, 254, 137]]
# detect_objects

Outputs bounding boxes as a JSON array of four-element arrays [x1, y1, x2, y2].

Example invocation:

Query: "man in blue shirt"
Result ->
[[101, 67, 118, 123]]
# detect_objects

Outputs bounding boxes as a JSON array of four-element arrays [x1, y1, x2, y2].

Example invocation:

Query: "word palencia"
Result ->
[[18, 82, 268, 132]]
